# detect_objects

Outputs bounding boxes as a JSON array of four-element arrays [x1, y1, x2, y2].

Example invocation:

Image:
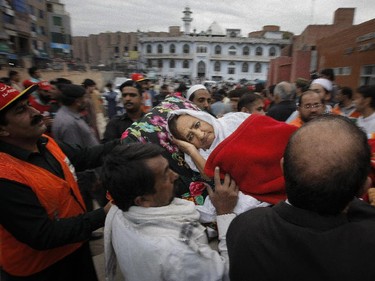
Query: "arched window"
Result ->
[[214, 61, 221, 72], [255, 47, 263, 56], [158, 59, 163, 68], [169, 59, 175, 68], [146, 44, 152, 54], [269, 47, 276, 56], [215, 45, 221, 55], [242, 62, 249, 72], [243, 46, 249, 56], [169, 44, 176, 54], [229, 46, 236, 55], [183, 60, 189, 68], [254, 62, 262, 73], [228, 62, 235, 74], [157, 44, 163, 54], [183, 44, 190, 54]]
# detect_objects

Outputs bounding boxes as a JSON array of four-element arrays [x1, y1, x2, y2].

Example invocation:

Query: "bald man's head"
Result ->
[[283, 115, 370, 215]]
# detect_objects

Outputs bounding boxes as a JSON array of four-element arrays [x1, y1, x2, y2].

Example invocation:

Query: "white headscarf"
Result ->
[[167, 109, 250, 171]]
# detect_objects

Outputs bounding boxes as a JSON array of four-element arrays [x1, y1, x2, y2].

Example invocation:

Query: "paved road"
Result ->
[[90, 229, 124, 281]]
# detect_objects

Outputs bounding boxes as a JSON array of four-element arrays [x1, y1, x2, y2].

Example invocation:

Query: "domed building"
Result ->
[[138, 7, 291, 83]]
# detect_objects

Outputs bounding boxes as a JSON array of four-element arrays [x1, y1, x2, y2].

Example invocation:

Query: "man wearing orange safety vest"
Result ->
[[131, 73, 153, 113], [0, 83, 119, 280]]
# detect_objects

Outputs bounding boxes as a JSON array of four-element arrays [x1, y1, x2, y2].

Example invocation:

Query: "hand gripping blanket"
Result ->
[[204, 114, 298, 205]]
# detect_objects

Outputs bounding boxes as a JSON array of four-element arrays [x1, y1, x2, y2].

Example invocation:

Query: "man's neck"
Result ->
[[1, 137, 39, 153], [127, 110, 143, 121]]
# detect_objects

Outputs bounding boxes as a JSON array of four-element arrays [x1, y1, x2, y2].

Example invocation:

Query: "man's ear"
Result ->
[[357, 176, 372, 197], [134, 195, 153, 208], [280, 157, 284, 174]]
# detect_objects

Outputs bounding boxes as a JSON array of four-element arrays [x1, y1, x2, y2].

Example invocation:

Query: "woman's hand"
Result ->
[[172, 137, 198, 155]]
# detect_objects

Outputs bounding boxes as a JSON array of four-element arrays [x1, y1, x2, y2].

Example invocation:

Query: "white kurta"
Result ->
[[104, 198, 234, 281]]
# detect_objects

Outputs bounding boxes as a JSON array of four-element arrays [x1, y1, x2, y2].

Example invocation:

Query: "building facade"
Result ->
[[0, 0, 72, 68], [267, 8, 375, 89], [138, 8, 290, 82]]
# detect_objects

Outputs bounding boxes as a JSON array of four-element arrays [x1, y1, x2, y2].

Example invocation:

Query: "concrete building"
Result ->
[[138, 7, 290, 82], [46, 0, 72, 59], [0, 0, 71, 68], [267, 8, 375, 88], [72, 7, 291, 82]]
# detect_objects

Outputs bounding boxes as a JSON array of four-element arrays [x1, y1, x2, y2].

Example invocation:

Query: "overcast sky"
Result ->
[[60, 0, 374, 37]]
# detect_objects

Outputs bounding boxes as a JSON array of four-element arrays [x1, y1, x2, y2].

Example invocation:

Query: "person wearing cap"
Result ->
[[52, 84, 109, 213], [28, 80, 57, 136], [131, 73, 153, 113], [0, 83, 118, 280], [286, 78, 333, 124], [186, 84, 213, 113]]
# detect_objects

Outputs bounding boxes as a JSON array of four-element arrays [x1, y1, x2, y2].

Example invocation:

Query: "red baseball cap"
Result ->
[[131, 73, 148, 82], [23, 79, 37, 89], [38, 81, 52, 91], [0, 83, 39, 112]]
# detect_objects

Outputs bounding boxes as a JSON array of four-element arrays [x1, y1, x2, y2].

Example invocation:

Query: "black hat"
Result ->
[[61, 84, 86, 99]]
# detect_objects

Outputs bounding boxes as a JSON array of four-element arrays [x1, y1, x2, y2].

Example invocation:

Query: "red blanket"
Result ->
[[204, 114, 298, 205]]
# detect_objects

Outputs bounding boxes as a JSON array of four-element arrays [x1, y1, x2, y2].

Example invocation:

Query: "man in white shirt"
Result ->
[[101, 143, 238, 281], [353, 85, 375, 135]]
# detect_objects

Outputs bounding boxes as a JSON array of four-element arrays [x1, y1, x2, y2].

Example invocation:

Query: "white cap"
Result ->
[[186, 84, 207, 100], [311, 78, 333, 92]]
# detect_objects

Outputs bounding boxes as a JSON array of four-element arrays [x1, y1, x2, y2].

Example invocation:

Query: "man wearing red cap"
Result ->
[[131, 73, 153, 113], [28, 80, 58, 135], [0, 83, 118, 280]]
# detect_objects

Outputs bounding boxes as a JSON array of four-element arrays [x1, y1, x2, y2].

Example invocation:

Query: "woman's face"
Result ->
[[175, 114, 215, 150]]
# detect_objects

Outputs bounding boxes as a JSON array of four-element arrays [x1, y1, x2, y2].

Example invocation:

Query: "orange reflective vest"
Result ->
[[0, 135, 86, 276], [142, 91, 153, 113]]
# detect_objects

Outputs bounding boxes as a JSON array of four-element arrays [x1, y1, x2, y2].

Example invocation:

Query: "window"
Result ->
[[133, 46, 138, 51], [229, 46, 236, 56], [243, 46, 250, 56], [169, 44, 175, 54], [256, 47, 263, 56], [197, 46, 207, 53], [183, 60, 189, 68], [147, 59, 152, 68], [360, 65, 375, 85], [31, 23, 36, 32], [214, 61, 221, 72], [183, 44, 190, 54], [39, 9, 44, 19], [114, 46, 119, 53], [254, 62, 262, 73], [53, 16, 62, 26], [157, 44, 163, 54], [124, 46, 129, 52], [158, 59, 163, 68], [169, 60, 175, 68], [228, 62, 235, 74], [146, 44, 152, 54], [215, 45, 221, 55], [242, 62, 249, 72], [40, 26, 45, 35], [269, 47, 276, 56]]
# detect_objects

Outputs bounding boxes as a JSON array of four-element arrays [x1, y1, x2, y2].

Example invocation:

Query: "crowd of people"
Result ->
[[0, 66, 375, 281]]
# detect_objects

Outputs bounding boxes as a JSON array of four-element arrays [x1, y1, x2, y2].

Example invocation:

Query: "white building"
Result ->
[[138, 7, 291, 83]]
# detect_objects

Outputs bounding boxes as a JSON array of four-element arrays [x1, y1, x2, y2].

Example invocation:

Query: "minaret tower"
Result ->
[[182, 7, 193, 35]]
